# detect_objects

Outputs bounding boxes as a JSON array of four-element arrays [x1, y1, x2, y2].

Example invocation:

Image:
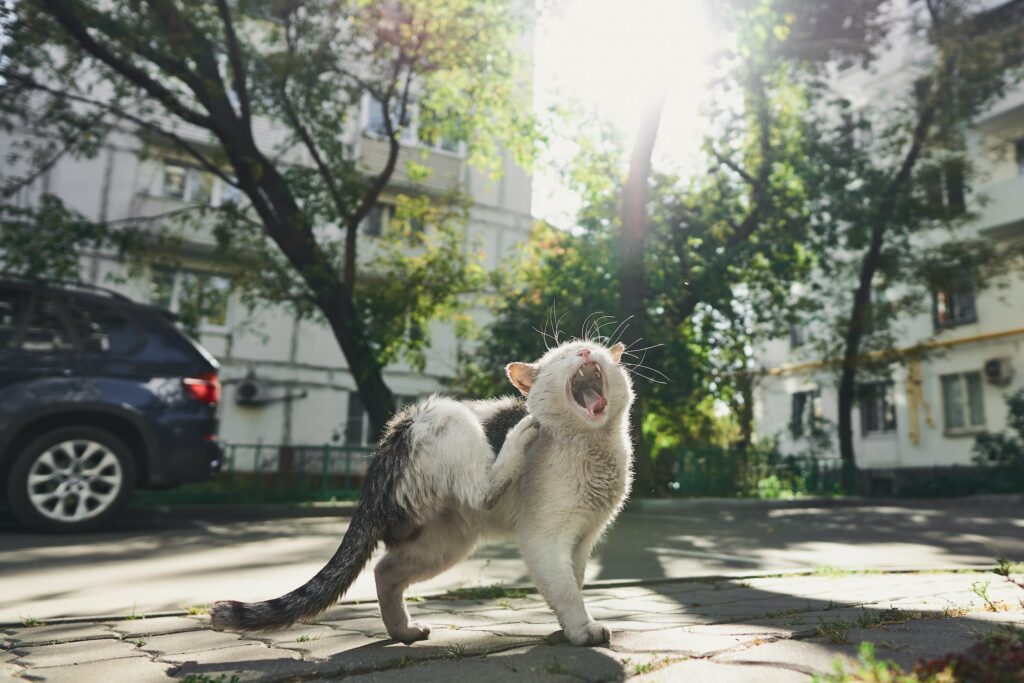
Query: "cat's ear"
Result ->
[[609, 342, 625, 363], [506, 362, 539, 395]]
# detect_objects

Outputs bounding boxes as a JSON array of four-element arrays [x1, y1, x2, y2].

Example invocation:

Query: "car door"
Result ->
[[0, 286, 78, 380], [0, 286, 81, 436]]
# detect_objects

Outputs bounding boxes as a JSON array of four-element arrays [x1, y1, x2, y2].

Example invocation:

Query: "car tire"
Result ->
[[6, 426, 137, 532]]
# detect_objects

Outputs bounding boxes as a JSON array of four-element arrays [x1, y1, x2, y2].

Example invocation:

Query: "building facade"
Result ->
[[753, 7, 1024, 476], [1, 93, 532, 456]]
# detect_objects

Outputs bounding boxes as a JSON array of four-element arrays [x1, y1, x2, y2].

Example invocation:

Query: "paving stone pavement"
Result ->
[[1, 570, 1021, 682]]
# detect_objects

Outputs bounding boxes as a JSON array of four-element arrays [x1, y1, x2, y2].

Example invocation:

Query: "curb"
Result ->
[[123, 501, 359, 521], [626, 493, 1024, 513], [105, 492, 1024, 522]]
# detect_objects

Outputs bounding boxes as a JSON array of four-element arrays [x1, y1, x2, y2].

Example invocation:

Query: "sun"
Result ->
[[533, 0, 722, 225]]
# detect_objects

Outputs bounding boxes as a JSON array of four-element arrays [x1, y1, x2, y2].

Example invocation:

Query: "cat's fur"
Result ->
[[210, 340, 634, 646]]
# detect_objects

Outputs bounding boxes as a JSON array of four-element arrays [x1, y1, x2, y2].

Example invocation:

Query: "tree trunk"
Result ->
[[834, 70, 943, 491], [619, 89, 666, 498], [836, 235, 880, 491]]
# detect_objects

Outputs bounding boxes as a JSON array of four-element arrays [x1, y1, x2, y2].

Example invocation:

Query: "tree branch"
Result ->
[[214, 0, 252, 128], [342, 62, 415, 291], [0, 110, 106, 199], [39, 0, 214, 131], [1, 71, 238, 190], [710, 147, 757, 185]]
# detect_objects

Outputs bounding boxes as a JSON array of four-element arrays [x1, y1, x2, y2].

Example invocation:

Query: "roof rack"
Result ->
[[0, 272, 134, 302]]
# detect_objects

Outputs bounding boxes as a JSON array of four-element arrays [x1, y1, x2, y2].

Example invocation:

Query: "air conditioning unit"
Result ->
[[235, 377, 274, 406], [983, 357, 1014, 387], [234, 372, 309, 407]]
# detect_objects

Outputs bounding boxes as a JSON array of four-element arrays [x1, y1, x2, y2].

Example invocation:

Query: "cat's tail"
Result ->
[[209, 412, 416, 631]]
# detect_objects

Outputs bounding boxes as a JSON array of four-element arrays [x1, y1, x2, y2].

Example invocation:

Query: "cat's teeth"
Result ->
[[578, 369, 584, 377]]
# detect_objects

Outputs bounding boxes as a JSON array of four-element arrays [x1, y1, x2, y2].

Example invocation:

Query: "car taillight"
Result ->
[[183, 373, 221, 405]]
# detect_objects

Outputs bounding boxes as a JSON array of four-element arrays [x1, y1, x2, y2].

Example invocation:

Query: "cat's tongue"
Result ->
[[583, 388, 607, 414]]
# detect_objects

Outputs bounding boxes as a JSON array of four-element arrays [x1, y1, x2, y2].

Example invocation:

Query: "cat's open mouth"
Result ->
[[568, 361, 608, 420]]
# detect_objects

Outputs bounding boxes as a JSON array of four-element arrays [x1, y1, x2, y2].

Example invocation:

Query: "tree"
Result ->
[[790, 0, 1024, 484], [463, 1, 820, 494], [0, 0, 536, 435], [618, 87, 666, 494]]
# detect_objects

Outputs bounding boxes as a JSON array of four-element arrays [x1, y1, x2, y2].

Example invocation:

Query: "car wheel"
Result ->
[[6, 426, 137, 532]]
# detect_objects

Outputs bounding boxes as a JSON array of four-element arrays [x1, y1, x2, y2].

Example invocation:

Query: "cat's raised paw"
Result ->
[[566, 620, 610, 646], [390, 622, 431, 645], [508, 415, 541, 448]]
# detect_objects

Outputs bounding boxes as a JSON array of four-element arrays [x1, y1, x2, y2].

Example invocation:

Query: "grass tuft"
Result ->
[[437, 584, 529, 601]]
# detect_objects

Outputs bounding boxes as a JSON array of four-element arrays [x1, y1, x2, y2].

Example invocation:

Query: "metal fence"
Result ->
[[671, 447, 847, 498], [133, 443, 374, 504]]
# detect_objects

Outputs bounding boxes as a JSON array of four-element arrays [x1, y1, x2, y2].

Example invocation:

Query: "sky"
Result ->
[[531, 0, 725, 227]]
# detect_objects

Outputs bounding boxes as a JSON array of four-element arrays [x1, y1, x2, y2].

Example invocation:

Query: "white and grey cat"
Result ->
[[211, 339, 634, 646]]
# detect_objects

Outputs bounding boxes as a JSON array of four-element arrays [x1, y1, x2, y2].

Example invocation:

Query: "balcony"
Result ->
[[358, 134, 463, 195], [976, 174, 1024, 238]]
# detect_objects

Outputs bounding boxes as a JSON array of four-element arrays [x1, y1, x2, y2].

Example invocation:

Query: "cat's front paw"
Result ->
[[508, 415, 541, 449], [565, 620, 610, 646], [389, 621, 431, 645]]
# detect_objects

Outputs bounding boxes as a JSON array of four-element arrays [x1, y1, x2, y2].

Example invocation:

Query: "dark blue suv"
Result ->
[[0, 277, 223, 531]]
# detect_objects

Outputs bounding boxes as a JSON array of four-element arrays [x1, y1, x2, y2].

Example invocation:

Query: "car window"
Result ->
[[64, 299, 142, 355], [0, 288, 32, 349], [20, 295, 74, 352]]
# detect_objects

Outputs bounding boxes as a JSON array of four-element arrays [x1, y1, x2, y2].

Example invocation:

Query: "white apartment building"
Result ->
[[1, 94, 532, 454], [754, 4, 1024, 474]]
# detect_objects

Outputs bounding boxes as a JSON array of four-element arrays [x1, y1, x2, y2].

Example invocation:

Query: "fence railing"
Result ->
[[132, 442, 374, 505], [672, 447, 847, 498]]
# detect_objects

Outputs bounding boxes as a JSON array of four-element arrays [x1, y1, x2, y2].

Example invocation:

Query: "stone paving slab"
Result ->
[[163, 642, 313, 681], [10, 639, 143, 669], [5, 623, 117, 647], [19, 656, 175, 683], [105, 616, 208, 638], [0, 569, 1021, 681], [632, 658, 812, 682]]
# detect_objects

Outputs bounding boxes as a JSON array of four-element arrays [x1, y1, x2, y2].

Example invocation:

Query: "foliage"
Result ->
[[0, 0, 538, 430], [974, 389, 1024, 468], [463, 0, 826, 464], [786, 0, 1024, 470], [817, 628, 1024, 683], [670, 443, 844, 498]]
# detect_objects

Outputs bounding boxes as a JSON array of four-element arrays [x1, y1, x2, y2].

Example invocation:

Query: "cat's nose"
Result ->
[[578, 348, 592, 360]]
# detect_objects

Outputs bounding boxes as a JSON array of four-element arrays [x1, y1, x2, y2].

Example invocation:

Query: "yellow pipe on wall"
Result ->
[[765, 326, 1024, 377]]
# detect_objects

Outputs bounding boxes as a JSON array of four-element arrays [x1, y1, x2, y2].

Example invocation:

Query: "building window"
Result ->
[[1016, 138, 1024, 176], [921, 159, 966, 216], [364, 95, 460, 154], [859, 381, 897, 435], [941, 372, 985, 432], [365, 95, 412, 140], [361, 203, 388, 237], [790, 390, 821, 437], [865, 288, 890, 334], [934, 281, 976, 329], [150, 268, 231, 328], [162, 162, 238, 206], [788, 323, 805, 349], [344, 393, 419, 447]]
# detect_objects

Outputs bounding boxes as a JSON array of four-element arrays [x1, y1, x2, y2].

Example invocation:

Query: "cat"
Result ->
[[210, 339, 634, 647]]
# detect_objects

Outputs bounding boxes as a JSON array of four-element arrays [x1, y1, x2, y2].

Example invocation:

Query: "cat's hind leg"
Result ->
[[375, 514, 477, 644]]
